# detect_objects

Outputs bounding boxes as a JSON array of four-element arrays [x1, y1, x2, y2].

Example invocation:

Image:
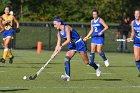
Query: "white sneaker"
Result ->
[[104, 59, 109, 67], [96, 64, 101, 77], [61, 74, 70, 81]]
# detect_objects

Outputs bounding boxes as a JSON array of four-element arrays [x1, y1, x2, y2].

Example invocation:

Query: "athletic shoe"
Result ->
[[96, 64, 101, 77], [61, 74, 70, 81], [0, 58, 5, 63], [9, 56, 14, 64], [104, 59, 109, 67]]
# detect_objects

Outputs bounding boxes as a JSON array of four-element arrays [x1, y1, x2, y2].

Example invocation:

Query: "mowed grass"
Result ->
[[0, 49, 140, 93]]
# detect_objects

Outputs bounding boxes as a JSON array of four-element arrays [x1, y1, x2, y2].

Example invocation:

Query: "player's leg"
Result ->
[[79, 52, 89, 65], [90, 44, 96, 65], [79, 51, 101, 77], [8, 40, 14, 64], [134, 46, 140, 77], [0, 37, 11, 63], [97, 44, 109, 67], [61, 50, 76, 81]]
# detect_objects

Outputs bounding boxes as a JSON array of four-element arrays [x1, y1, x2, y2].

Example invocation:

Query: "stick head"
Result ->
[[28, 74, 37, 80], [29, 76, 34, 80]]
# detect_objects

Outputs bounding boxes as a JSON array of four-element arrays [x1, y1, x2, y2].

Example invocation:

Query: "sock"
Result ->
[[3, 48, 8, 60], [99, 51, 107, 61], [89, 62, 98, 70], [136, 60, 140, 71], [90, 52, 95, 64], [8, 49, 13, 58], [65, 61, 70, 76]]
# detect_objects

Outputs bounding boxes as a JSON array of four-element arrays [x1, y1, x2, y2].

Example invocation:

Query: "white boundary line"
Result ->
[[88, 73, 112, 75], [45, 72, 112, 74], [0, 71, 5, 73], [0, 86, 140, 89]]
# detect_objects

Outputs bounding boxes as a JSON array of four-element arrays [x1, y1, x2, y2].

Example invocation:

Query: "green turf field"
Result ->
[[0, 50, 140, 93]]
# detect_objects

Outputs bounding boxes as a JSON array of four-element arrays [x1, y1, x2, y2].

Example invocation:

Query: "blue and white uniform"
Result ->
[[91, 17, 104, 45], [133, 20, 140, 48], [58, 25, 87, 52]]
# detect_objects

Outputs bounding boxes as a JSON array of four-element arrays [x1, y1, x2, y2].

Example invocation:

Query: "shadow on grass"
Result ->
[[72, 78, 122, 81], [0, 89, 29, 92]]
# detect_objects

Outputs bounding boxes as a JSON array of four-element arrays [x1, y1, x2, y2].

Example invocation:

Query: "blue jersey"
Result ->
[[91, 18, 104, 37], [133, 20, 140, 44], [58, 25, 80, 43], [58, 25, 87, 52]]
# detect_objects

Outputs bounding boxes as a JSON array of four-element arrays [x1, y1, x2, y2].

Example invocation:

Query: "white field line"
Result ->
[[0, 71, 5, 73], [88, 73, 112, 75], [46, 72, 63, 74], [0, 86, 140, 89], [46, 72, 112, 75]]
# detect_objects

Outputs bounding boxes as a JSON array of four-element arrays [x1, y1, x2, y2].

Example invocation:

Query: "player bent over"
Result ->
[[52, 18, 101, 81]]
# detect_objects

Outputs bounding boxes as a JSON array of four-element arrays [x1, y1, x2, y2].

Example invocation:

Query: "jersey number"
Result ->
[[94, 27, 98, 32], [137, 31, 140, 36]]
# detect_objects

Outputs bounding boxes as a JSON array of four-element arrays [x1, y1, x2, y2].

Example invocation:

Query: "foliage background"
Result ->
[[0, 0, 140, 23]]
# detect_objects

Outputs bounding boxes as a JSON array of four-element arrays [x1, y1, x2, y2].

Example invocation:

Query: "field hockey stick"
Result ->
[[116, 39, 133, 42], [27, 50, 59, 80]]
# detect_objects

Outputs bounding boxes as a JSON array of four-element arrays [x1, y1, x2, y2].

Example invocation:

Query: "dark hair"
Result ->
[[134, 8, 140, 12], [3, 6, 10, 13], [5, 6, 11, 10], [92, 9, 98, 14]]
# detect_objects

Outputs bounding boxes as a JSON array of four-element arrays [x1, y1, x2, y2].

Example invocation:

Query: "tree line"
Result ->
[[0, 0, 140, 23]]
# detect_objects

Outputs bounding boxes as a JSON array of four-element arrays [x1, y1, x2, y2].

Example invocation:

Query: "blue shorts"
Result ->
[[2, 29, 14, 40], [134, 44, 140, 48], [91, 37, 104, 45], [68, 39, 87, 52]]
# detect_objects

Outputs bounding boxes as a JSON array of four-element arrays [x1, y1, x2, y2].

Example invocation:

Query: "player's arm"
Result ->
[[51, 33, 61, 59], [84, 20, 93, 40], [0, 17, 4, 33], [127, 20, 135, 42], [61, 25, 71, 47], [13, 16, 19, 28], [99, 18, 108, 35], [54, 33, 61, 52]]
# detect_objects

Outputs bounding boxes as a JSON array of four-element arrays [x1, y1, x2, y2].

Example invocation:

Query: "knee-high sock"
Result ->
[[99, 51, 107, 61], [136, 60, 140, 71], [89, 62, 98, 70], [89, 52, 98, 70], [8, 49, 13, 58], [65, 61, 70, 76], [3, 48, 8, 60], [90, 53, 95, 64]]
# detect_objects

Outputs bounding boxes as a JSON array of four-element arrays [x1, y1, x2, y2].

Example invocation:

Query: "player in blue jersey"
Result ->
[[84, 9, 109, 67], [52, 18, 101, 81], [127, 9, 140, 77]]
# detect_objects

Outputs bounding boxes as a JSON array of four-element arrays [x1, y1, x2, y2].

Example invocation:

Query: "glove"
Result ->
[[14, 28, 20, 33]]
